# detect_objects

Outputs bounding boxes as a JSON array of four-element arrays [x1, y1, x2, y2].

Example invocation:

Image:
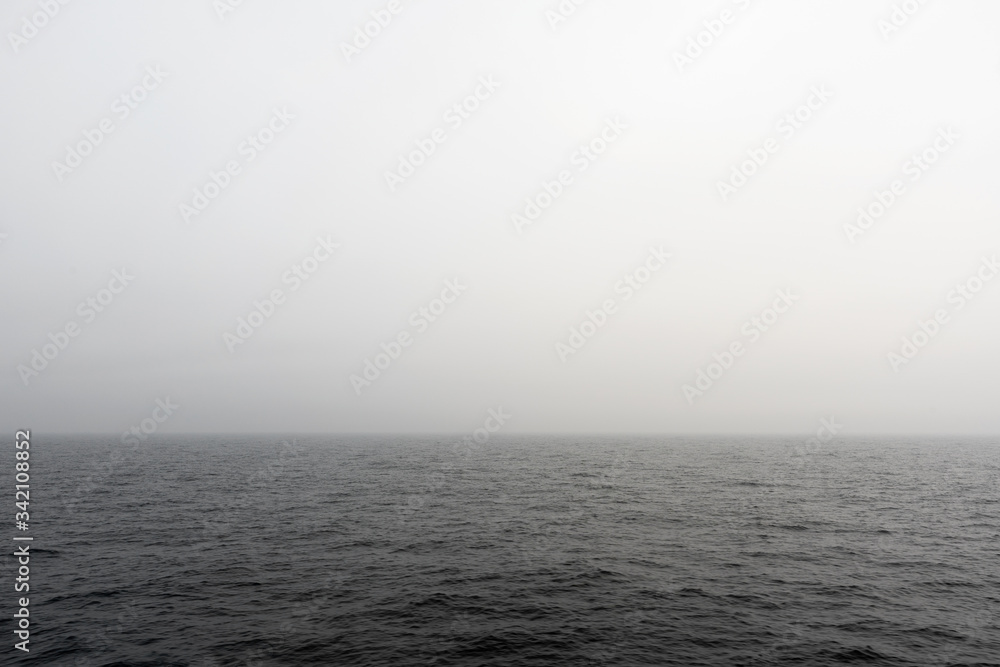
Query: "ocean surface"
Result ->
[[16, 435, 1000, 666]]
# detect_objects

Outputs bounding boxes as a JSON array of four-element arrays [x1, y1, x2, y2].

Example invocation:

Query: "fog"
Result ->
[[2, 0, 998, 436]]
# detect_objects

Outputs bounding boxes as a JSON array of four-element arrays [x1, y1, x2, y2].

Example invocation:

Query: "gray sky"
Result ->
[[2, 0, 999, 435]]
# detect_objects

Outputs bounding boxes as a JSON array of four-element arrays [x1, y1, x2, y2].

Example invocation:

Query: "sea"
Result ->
[[14, 435, 1000, 666]]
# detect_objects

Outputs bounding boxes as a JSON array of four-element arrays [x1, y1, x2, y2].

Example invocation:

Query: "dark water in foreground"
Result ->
[[14, 436, 1000, 666]]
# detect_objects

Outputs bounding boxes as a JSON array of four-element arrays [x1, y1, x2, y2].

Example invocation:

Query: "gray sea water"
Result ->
[[14, 435, 1000, 666]]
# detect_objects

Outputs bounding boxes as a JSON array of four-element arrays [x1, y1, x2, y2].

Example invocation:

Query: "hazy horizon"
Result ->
[[29, 431, 1000, 439], [7, 5, 1000, 664], [3, 0, 999, 436]]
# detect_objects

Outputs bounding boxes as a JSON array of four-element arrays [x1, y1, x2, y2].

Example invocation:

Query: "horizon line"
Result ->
[[18, 431, 1000, 439]]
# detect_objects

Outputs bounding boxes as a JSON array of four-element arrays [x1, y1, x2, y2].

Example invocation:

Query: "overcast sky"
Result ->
[[1, 0, 999, 436]]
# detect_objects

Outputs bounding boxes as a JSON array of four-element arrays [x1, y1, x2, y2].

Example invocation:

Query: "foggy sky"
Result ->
[[2, 0, 999, 436]]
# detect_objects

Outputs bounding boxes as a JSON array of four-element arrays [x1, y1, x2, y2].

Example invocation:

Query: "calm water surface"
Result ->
[[17, 436, 1000, 666]]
